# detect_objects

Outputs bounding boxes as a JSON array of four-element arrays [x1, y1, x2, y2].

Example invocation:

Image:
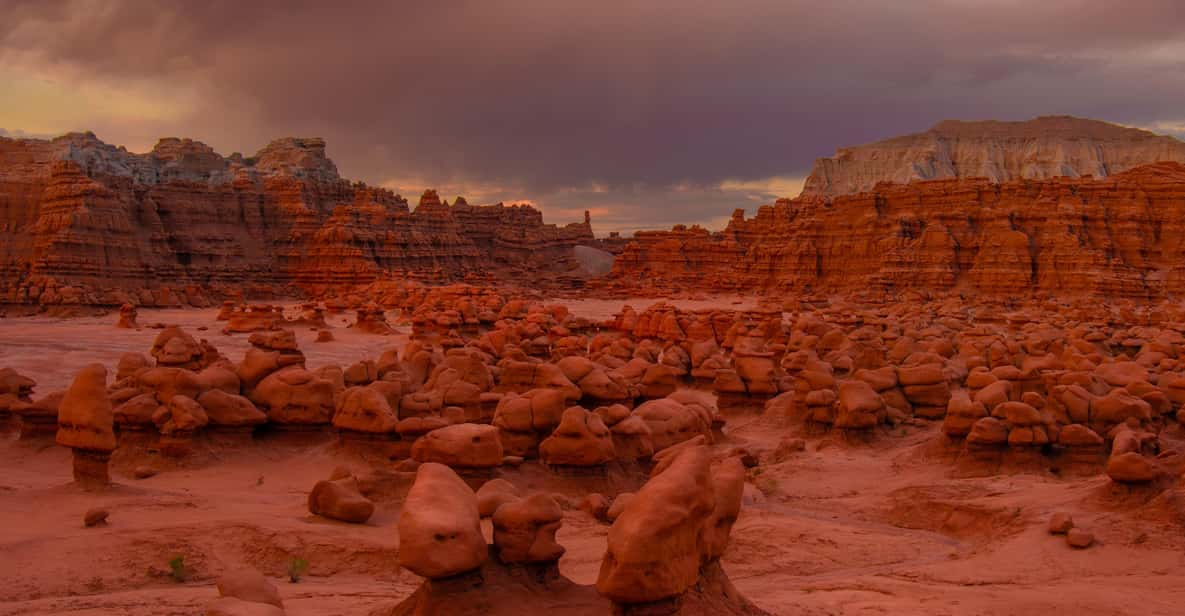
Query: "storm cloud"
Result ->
[[2, 0, 1184, 232]]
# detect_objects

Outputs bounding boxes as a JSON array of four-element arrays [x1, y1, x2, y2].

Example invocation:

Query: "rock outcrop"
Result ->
[[802, 116, 1185, 198], [608, 161, 1185, 298], [0, 132, 598, 306]]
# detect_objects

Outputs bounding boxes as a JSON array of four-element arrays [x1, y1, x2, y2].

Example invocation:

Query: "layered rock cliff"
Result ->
[[608, 162, 1185, 298], [802, 116, 1185, 198], [0, 133, 596, 305]]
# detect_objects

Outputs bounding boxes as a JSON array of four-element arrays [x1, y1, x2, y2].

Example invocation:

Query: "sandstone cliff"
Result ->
[[608, 162, 1185, 298], [802, 116, 1185, 198], [0, 133, 596, 306]]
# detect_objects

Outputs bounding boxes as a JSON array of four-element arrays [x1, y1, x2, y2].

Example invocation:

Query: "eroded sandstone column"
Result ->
[[56, 364, 117, 489]]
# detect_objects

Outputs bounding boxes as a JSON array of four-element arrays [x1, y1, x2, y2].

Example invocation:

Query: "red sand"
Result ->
[[1, 301, 1184, 615]]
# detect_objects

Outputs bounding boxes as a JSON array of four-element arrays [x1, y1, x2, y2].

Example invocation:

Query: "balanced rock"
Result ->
[[539, 406, 616, 466], [476, 478, 521, 517], [56, 364, 116, 487], [596, 445, 715, 604], [398, 462, 487, 578], [492, 492, 565, 564]]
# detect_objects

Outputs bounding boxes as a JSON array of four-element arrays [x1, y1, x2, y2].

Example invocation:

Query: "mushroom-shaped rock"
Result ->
[[332, 386, 398, 433], [116, 303, 139, 329], [250, 367, 336, 425], [151, 326, 206, 368], [610, 414, 655, 460], [491, 389, 567, 457], [56, 364, 116, 487], [476, 478, 521, 517], [634, 396, 713, 452], [492, 492, 565, 564], [834, 380, 882, 430], [539, 406, 616, 466], [733, 355, 779, 395], [398, 462, 487, 578], [942, 390, 988, 438], [596, 445, 715, 604], [411, 423, 504, 468], [639, 364, 679, 399]]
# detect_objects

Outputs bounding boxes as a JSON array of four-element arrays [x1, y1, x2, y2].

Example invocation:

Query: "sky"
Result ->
[[2, 0, 1184, 235]]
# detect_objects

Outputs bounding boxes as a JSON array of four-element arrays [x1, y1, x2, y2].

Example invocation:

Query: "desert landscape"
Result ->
[[4, 3, 1185, 615]]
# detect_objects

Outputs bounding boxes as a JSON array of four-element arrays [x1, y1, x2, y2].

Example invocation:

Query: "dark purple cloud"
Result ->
[[2, 0, 1184, 231]]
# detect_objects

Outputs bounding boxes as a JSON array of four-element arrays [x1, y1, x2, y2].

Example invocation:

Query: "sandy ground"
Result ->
[[3, 412, 1184, 615], [2, 302, 1184, 615]]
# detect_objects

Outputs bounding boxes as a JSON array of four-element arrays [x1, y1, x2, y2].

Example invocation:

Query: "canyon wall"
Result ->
[[802, 116, 1185, 198], [608, 162, 1185, 298], [0, 133, 596, 306]]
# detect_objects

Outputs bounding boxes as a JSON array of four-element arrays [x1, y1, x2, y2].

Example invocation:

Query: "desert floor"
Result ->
[[1, 301, 1183, 616]]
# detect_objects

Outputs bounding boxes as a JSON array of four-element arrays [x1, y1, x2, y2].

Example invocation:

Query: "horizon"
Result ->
[[3, 113, 1182, 238]]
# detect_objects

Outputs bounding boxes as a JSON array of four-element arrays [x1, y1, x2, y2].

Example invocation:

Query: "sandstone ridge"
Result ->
[[608, 162, 1185, 298], [0, 133, 597, 306], [802, 116, 1185, 198]]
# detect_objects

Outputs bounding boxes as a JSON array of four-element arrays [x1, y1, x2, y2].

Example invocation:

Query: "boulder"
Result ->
[[411, 423, 504, 468], [476, 478, 521, 517], [539, 406, 616, 466], [398, 462, 487, 578], [197, 390, 268, 427], [596, 445, 714, 604], [332, 386, 398, 433], [492, 492, 565, 564], [308, 475, 375, 523]]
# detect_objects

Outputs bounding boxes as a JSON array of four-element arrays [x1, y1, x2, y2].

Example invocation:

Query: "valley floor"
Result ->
[[2, 411, 1183, 615], [1, 300, 1183, 615]]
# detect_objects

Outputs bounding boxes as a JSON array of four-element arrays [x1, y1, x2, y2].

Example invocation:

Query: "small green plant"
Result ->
[[288, 557, 309, 583], [168, 555, 187, 582]]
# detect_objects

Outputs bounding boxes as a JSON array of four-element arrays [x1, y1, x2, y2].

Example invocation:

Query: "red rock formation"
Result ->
[[0, 133, 597, 306], [608, 162, 1185, 298], [802, 116, 1185, 198]]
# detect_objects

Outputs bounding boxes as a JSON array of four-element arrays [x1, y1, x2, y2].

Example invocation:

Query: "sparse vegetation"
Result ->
[[288, 557, 309, 583], [167, 555, 187, 582]]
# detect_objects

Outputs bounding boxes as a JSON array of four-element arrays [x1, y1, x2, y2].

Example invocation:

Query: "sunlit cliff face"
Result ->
[[2, 0, 1184, 233]]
